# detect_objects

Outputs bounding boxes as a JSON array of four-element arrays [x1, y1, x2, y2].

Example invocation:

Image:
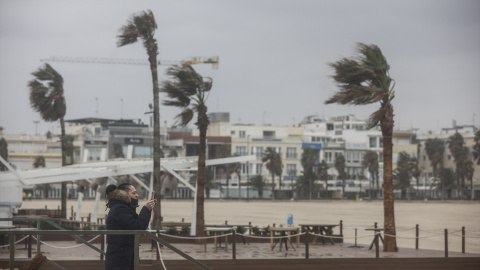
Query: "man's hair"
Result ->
[[117, 183, 133, 192]]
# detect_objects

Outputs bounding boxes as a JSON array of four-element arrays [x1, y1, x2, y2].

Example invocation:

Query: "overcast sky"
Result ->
[[1, 0, 479, 136]]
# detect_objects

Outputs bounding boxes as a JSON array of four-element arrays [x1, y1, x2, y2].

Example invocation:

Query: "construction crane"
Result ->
[[40, 56, 219, 69]]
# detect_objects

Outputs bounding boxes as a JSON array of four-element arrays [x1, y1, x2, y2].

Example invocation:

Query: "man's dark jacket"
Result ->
[[105, 189, 151, 270]]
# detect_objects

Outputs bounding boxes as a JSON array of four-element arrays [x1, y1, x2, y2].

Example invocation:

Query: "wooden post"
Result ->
[[375, 232, 379, 258], [444, 229, 448, 258], [156, 230, 160, 260], [305, 230, 309, 259], [415, 224, 419, 250], [28, 234, 32, 258], [340, 220, 343, 236], [100, 234, 105, 261], [462, 226, 465, 254], [232, 230, 236, 260], [134, 233, 140, 269]]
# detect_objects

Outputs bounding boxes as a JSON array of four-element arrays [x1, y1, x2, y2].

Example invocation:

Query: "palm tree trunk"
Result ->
[[60, 117, 67, 219], [381, 106, 398, 252], [149, 48, 162, 230], [195, 105, 208, 243], [271, 174, 275, 200]]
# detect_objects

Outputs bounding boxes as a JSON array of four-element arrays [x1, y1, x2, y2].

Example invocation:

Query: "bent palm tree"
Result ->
[[325, 43, 397, 251], [162, 65, 212, 241], [447, 132, 469, 197], [334, 154, 346, 197], [362, 150, 379, 198], [262, 147, 282, 200], [117, 10, 162, 228], [301, 147, 316, 199], [0, 138, 8, 171], [29, 63, 68, 218]]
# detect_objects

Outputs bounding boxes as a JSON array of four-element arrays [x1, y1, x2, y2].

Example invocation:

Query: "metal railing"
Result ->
[[0, 217, 212, 270]]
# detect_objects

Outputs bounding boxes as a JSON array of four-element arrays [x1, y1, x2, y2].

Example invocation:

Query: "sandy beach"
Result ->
[[17, 199, 480, 254]]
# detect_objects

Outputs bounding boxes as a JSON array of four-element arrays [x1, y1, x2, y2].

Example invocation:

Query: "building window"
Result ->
[[379, 138, 383, 148], [286, 147, 297, 159], [286, 164, 297, 176], [236, 146, 246, 156], [325, 151, 333, 163], [369, 137, 377, 148], [252, 147, 263, 158], [231, 130, 235, 135], [239, 130, 246, 138], [134, 146, 153, 158], [255, 163, 263, 174]]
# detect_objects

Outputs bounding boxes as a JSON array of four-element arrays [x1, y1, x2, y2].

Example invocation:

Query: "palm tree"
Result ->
[[0, 138, 8, 171], [29, 63, 68, 218], [168, 149, 178, 158], [162, 65, 212, 241], [262, 147, 282, 200], [463, 160, 475, 200], [393, 152, 411, 199], [325, 43, 397, 251], [317, 160, 329, 198], [117, 10, 162, 228], [113, 143, 124, 158], [448, 132, 469, 197], [433, 168, 456, 199], [473, 130, 480, 165], [33, 156, 50, 198], [334, 154, 346, 197], [362, 150, 379, 199], [250, 174, 266, 198], [425, 138, 445, 180], [225, 154, 241, 199], [301, 147, 316, 199]]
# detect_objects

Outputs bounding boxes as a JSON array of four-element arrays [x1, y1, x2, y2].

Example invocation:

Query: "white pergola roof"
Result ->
[[0, 155, 256, 189]]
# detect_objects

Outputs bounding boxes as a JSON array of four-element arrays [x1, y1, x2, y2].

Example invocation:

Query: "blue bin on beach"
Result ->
[[287, 214, 293, 226]]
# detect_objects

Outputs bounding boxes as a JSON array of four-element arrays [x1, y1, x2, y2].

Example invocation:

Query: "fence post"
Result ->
[[375, 231, 379, 258], [415, 224, 419, 250], [444, 229, 448, 258], [232, 230, 236, 260], [340, 220, 343, 236], [305, 230, 309, 259], [462, 226, 465, 254], [36, 219, 41, 255], [134, 233, 140, 269], [100, 233, 105, 261], [28, 234, 32, 258]]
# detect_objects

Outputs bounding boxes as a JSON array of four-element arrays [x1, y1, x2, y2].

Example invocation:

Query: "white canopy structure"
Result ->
[[0, 155, 256, 230]]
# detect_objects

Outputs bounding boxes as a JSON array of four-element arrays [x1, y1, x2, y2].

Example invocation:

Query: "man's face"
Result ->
[[127, 185, 138, 199]]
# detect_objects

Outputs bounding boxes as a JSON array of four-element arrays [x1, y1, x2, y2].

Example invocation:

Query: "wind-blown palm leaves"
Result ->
[[425, 138, 445, 179], [447, 132, 469, 197], [473, 130, 480, 165], [334, 154, 346, 196], [0, 138, 8, 171], [362, 150, 379, 198], [325, 43, 397, 251], [162, 65, 212, 241], [117, 10, 163, 229], [262, 147, 282, 200], [300, 147, 317, 199], [28, 63, 68, 218]]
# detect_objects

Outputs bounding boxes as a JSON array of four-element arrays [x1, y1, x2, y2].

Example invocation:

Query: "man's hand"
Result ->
[[145, 199, 157, 211]]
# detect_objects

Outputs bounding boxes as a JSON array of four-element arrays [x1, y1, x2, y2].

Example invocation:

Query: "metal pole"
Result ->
[[232, 230, 236, 260], [462, 226, 465, 254], [9, 233, 14, 270], [415, 224, 419, 250], [305, 230, 309, 259], [444, 229, 448, 258], [375, 232, 379, 258]]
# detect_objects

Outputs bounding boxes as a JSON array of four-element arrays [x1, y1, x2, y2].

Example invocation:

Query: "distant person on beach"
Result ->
[[105, 183, 156, 270]]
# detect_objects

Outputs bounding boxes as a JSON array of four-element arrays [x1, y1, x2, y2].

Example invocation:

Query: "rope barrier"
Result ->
[[395, 226, 416, 231], [31, 235, 101, 249], [307, 232, 372, 240], [0, 235, 29, 248], [450, 233, 480, 238]]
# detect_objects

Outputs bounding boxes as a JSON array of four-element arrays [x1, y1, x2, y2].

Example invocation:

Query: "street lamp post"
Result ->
[[247, 135, 250, 201]]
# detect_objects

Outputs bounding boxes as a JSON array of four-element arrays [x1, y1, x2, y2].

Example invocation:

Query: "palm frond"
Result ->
[[175, 109, 194, 126]]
